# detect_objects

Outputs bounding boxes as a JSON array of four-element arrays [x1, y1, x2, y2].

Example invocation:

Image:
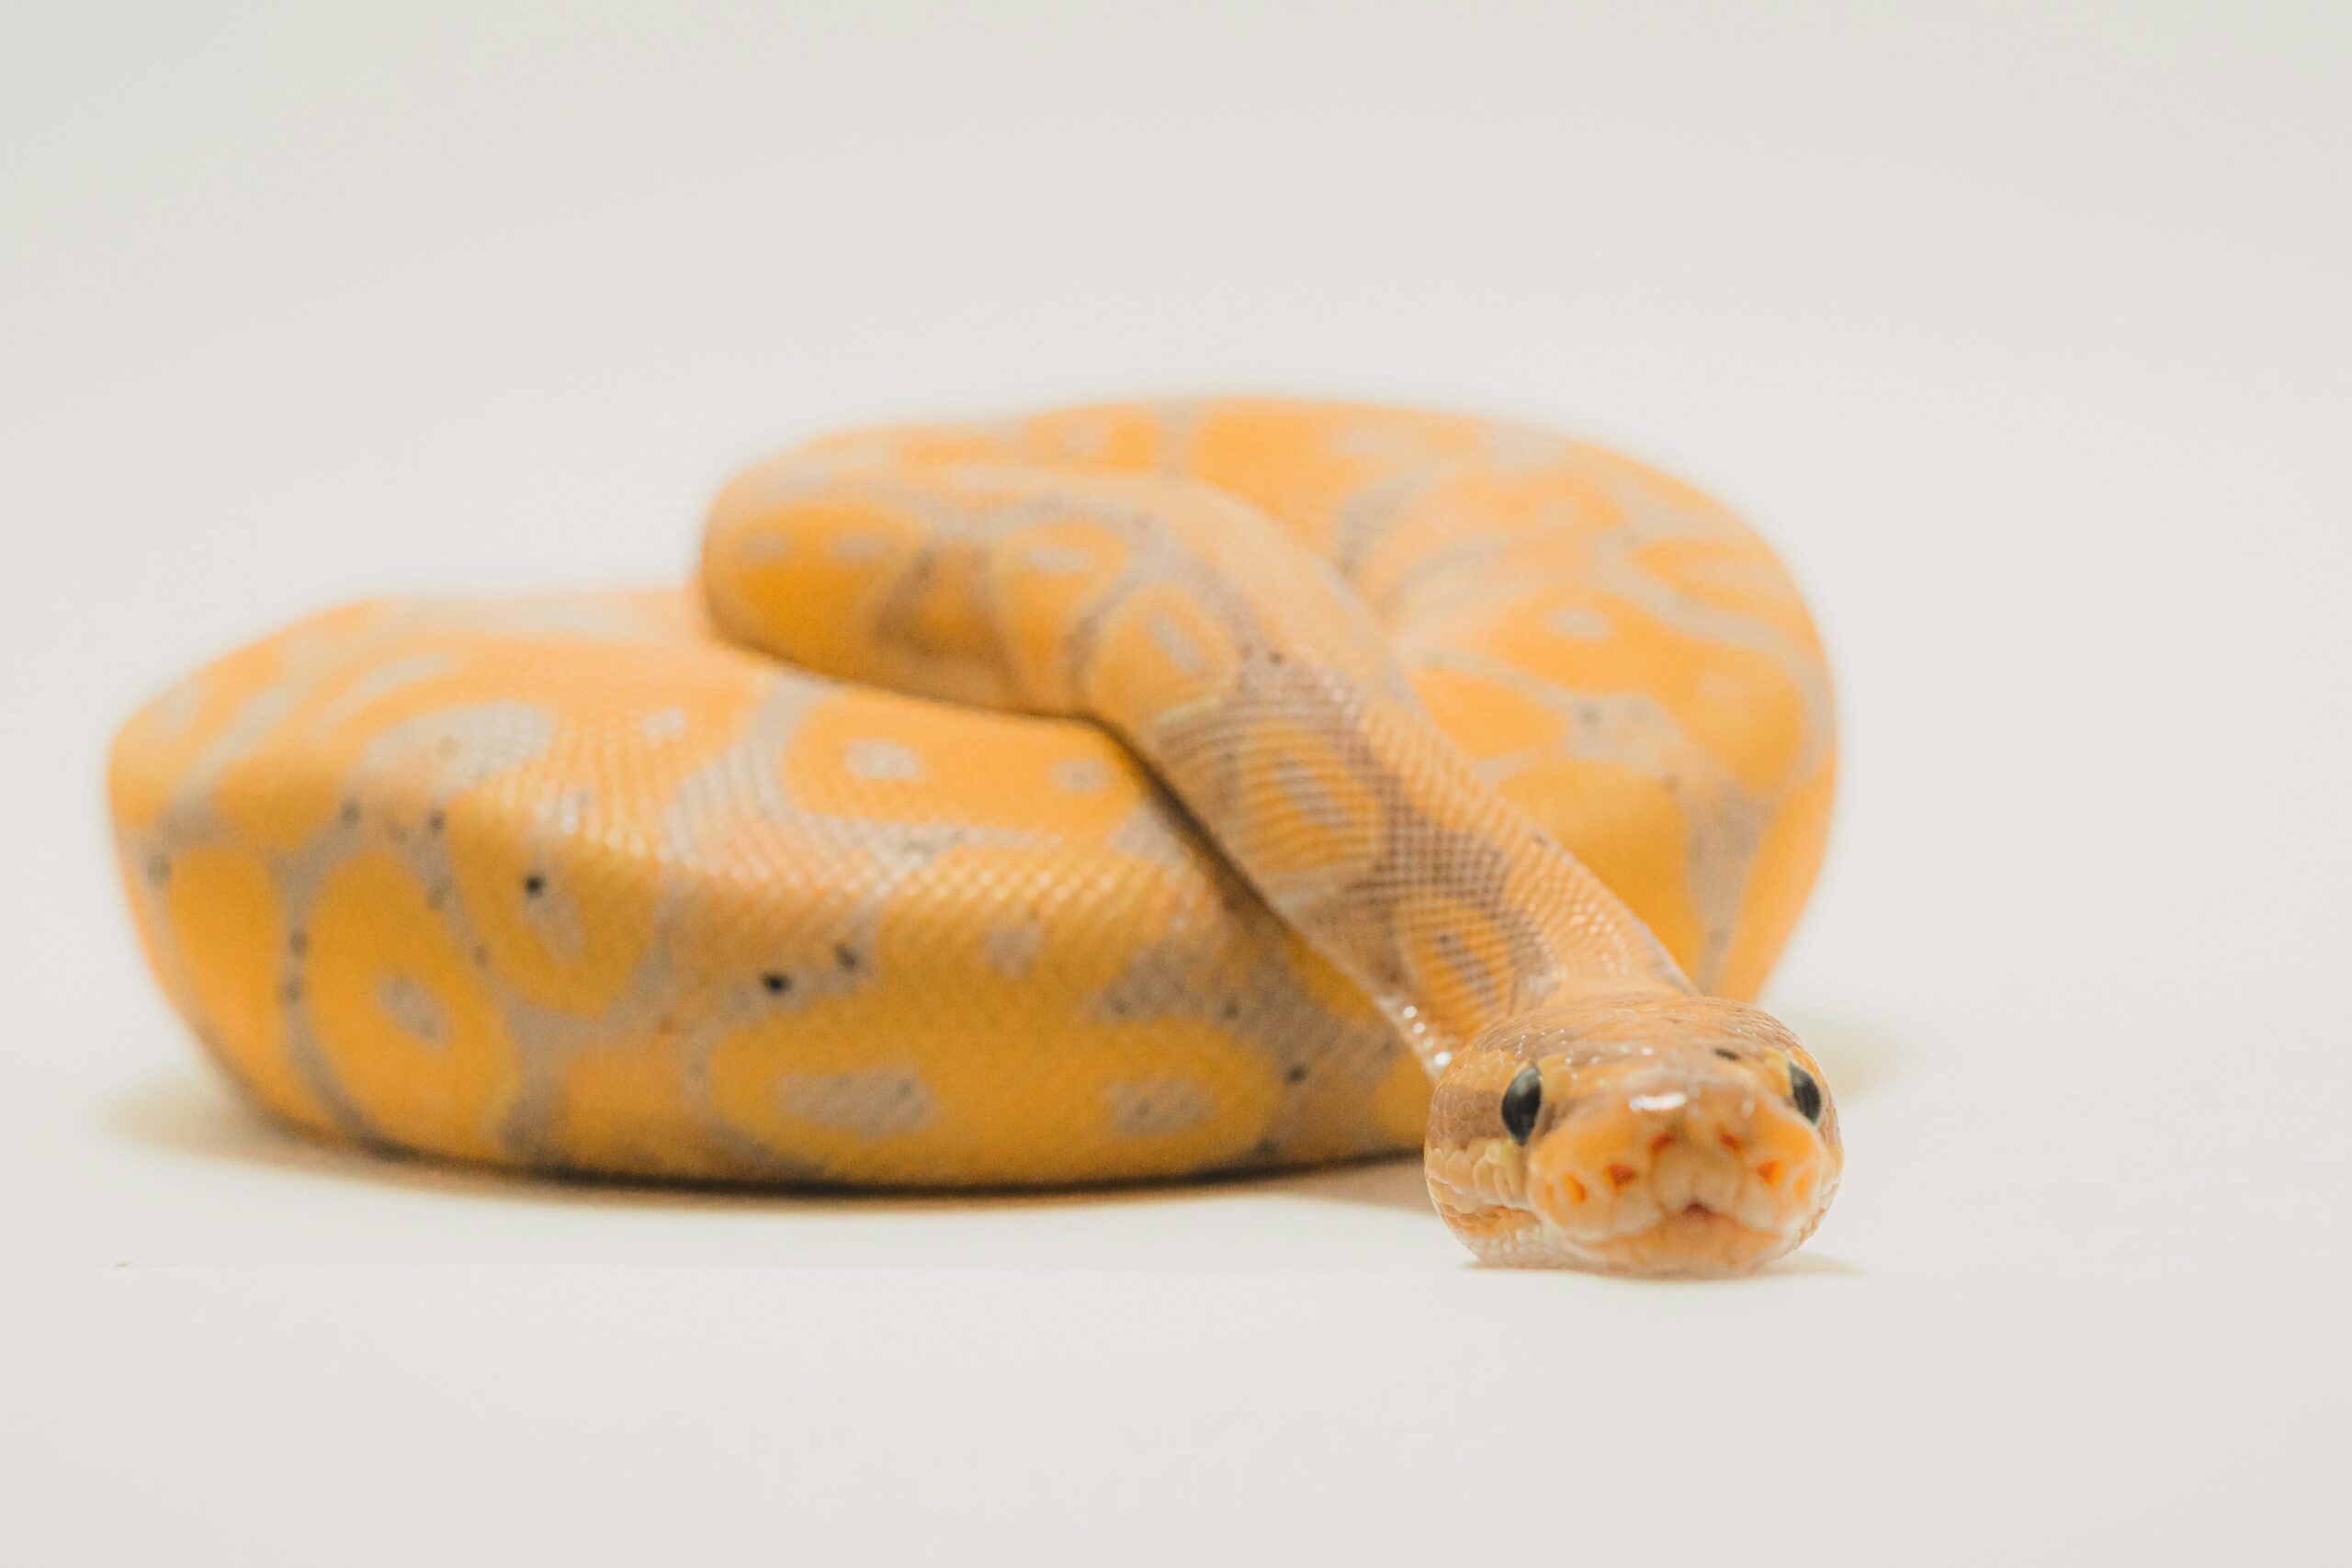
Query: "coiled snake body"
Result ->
[[111, 400, 1842, 1273]]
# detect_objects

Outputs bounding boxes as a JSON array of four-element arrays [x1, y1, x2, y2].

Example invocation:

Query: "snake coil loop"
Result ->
[[111, 399, 1840, 1273]]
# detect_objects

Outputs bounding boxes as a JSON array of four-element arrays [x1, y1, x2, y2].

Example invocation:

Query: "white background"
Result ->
[[4, 3, 2346, 1562]]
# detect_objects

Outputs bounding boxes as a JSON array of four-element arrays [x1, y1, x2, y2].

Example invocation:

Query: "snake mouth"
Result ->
[[1544, 1200, 1793, 1278], [1532, 1092, 1833, 1275], [1426, 1147, 1810, 1276], [1428, 1156, 1815, 1276], [1425, 1077, 1838, 1275]]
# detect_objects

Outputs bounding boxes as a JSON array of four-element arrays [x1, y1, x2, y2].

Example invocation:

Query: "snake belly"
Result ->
[[109, 400, 1835, 1204]]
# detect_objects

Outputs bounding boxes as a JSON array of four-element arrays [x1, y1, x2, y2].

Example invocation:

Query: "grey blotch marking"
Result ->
[[1103, 1079, 1216, 1139], [1146, 613, 1206, 673], [307, 652, 459, 737], [1022, 544, 1094, 575], [1050, 412, 1114, 459], [844, 739, 924, 781], [777, 1069, 935, 1138], [377, 974, 449, 1045], [983, 915, 1046, 979], [537, 787, 593, 838], [176, 681, 300, 805], [359, 702, 559, 793], [1430, 929, 1500, 1010], [1483, 421, 1573, 471], [1545, 605, 1613, 640], [520, 877, 585, 963], [1271, 753, 1351, 832], [146, 677, 209, 738]]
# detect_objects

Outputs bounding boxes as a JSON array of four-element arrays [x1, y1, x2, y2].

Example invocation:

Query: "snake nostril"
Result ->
[[1605, 1162, 1639, 1190]]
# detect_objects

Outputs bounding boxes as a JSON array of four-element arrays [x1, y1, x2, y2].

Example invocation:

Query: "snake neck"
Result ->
[[704, 460, 1692, 1080]]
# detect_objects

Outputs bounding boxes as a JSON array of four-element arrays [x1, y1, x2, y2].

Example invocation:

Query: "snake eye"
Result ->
[[1787, 1061, 1824, 1122], [1500, 1065, 1544, 1145]]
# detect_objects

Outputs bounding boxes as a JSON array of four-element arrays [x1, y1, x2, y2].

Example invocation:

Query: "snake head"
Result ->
[[1423, 994, 1842, 1276]]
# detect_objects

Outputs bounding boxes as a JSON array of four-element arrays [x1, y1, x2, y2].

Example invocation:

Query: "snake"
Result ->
[[109, 399, 1843, 1275]]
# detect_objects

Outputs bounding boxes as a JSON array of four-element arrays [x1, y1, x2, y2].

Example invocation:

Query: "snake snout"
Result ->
[[1524, 1071, 1832, 1275], [1426, 994, 1844, 1275]]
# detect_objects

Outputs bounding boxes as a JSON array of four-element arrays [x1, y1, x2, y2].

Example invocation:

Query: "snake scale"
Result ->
[[110, 399, 1843, 1273]]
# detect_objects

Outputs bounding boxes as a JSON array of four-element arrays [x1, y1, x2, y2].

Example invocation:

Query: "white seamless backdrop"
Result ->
[[3, 4, 2346, 1564]]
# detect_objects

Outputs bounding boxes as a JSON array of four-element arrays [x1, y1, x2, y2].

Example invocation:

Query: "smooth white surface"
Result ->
[[4, 4, 2346, 1562]]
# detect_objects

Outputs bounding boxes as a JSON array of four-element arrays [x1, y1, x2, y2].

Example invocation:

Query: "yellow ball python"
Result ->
[[110, 399, 1841, 1274]]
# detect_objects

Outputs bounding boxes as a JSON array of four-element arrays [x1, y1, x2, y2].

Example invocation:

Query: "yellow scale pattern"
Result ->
[[110, 400, 1834, 1199]]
